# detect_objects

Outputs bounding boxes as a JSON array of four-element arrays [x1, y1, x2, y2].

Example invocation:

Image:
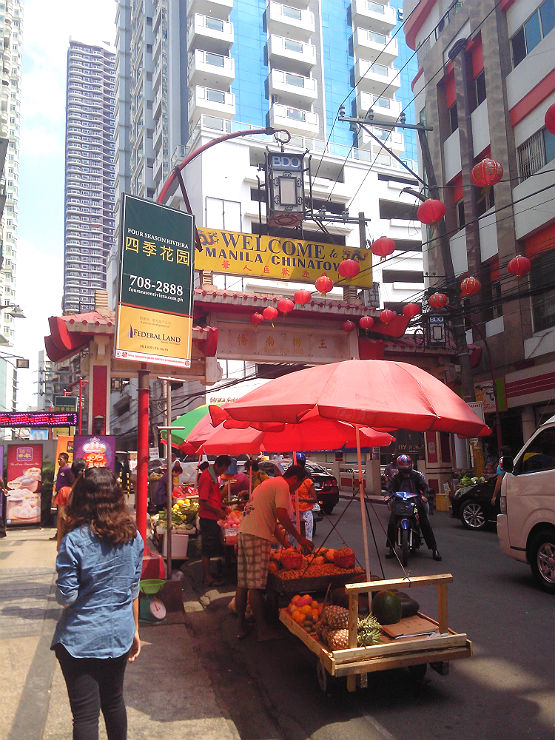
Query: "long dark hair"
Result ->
[[65, 466, 137, 544]]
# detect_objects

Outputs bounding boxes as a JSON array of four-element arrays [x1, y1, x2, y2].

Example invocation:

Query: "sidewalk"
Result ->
[[0, 526, 240, 740]]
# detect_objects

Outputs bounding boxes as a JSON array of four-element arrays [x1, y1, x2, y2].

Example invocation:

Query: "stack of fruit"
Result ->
[[220, 509, 242, 530], [315, 605, 382, 650], [269, 546, 362, 579], [285, 594, 323, 636], [154, 497, 199, 531]]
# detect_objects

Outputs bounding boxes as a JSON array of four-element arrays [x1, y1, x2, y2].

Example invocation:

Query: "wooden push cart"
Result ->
[[279, 574, 472, 693]]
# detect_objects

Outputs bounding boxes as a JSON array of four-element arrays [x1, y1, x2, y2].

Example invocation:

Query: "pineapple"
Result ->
[[357, 614, 382, 646], [323, 605, 349, 629], [327, 628, 350, 650]]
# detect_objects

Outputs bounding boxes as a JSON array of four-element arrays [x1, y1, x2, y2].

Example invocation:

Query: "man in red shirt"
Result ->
[[197, 455, 231, 587]]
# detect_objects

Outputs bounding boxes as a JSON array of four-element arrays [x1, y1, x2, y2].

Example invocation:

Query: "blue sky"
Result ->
[[14, 0, 114, 407]]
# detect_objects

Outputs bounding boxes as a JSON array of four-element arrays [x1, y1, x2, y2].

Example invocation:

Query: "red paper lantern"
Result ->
[[429, 292, 449, 309], [545, 103, 555, 135], [507, 255, 531, 278], [471, 158, 504, 187], [262, 306, 278, 321], [293, 289, 311, 305], [250, 312, 264, 325], [417, 199, 446, 225], [277, 298, 294, 314], [460, 276, 481, 297], [342, 320, 356, 332], [359, 315, 374, 331], [403, 303, 421, 319], [380, 308, 396, 326], [315, 275, 334, 295], [371, 236, 395, 259], [338, 259, 360, 279]]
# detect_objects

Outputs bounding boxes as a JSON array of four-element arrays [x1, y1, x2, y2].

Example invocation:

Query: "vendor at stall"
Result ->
[[198, 455, 231, 588], [235, 465, 313, 642]]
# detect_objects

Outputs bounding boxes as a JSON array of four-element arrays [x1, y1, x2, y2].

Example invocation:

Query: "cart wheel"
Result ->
[[408, 663, 427, 681], [316, 661, 337, 694]]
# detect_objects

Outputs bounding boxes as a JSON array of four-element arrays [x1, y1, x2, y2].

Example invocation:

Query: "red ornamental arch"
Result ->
[[460, 276, 481, 297], [359, 315, 374, 330], [417, 199, 446, 225], [403, 303, 421, 319], [315, 275, 334, 295], [429, 292, 448, 309], [471, 158, 504, 187], [342, 320, 356, 332], [371, 236, 395, 259], [250, 312, 264, 325], [263, 306, 278, 321], [277, 298, 294, 313], [293, 289, 311, 305], [380, 308, 396, 326], [507, 255, 531, 278], [338, 259, 360, 279], [545, 103, 555, 135]]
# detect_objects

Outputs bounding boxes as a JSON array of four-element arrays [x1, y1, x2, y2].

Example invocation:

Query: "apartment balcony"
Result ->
[[354, 58, 400, 95], [267, 1, 315, 41], [358, 125, 404, 154], [353, 27, 397, 63], [269, 34, 316, 70], [188, 0, 233, 18], [269, 68, 317, 102], [187, 13, 234, 54], [269, 103, 319, 136], [189, 86, 235, 126], [187, 49, 235, 86], [352, 0, 397, 33], [356, 91, 402, 120]]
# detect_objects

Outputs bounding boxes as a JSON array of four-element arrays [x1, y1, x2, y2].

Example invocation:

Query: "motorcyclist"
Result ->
[[386, 455, 442, 562]]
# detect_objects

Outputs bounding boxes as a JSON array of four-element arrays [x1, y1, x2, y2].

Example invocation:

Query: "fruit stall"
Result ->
[[279, 573, 472, 693], [150, 496, 199, 559]]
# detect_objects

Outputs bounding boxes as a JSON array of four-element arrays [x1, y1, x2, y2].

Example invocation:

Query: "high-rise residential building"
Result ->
[[110, 0, 429, 441], [404, 0, 555, 450], [0, 0, 23, 426], [63, 40, 116, 314]]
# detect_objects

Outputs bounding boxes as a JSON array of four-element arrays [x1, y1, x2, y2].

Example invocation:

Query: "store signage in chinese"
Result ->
[[194, 228, 372, 287], [217, 322, 354, 364], [115, 194, 195, 368], [0, 412, 78, 428]]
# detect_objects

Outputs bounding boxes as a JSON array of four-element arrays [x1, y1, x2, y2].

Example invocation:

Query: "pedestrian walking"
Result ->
[[51, 466, 144, 740]]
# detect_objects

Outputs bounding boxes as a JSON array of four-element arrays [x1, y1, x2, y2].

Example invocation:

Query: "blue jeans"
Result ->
[[55, 644, 129, 740]]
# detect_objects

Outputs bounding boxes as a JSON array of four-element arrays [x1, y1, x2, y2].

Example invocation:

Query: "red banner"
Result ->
[[6, 444, 43, 525]]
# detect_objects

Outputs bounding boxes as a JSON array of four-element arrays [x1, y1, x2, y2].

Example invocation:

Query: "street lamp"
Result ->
[[0, 303, 25, 319]]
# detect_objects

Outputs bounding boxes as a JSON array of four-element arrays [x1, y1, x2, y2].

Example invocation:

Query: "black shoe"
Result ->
[[432, 549, 442, 561], [385, 549, 395, 559]]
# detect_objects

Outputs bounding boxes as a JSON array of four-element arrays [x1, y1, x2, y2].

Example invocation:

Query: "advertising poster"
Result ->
[[74, 436, 116, 472], [115, 194, 195, 368], [6, 444, 43, 525], [195, 226, 373, 287]]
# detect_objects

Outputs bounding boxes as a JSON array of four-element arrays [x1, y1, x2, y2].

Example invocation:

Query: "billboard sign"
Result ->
[[194, 227, 372, 287], [74, 435, 117, 472], [6, 444, 42, 525], [0, 412, 78, 428], [115, 194, 195, 368]]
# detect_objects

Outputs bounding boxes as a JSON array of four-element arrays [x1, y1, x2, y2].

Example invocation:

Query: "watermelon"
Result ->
[[372, 590, 402, 625]]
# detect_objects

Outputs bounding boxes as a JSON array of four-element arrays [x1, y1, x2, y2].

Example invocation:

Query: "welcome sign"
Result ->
[[115, 195, 195, 368], [194, 227, 373, 287]]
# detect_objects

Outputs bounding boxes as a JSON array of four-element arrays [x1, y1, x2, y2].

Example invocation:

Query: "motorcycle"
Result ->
[[390, 491, 422, 566]]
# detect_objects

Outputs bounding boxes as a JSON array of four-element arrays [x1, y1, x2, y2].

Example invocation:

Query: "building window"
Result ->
[[531, 251, 555, 332], [206, 88, 225, 103], [284, 38, 303, 54], [368, 1, 385, 14], [375, 97, 391, 109], [369, 30, 387, 45], [286, 106, 306, 122], [511, 0, 555, 67], [206, 52, 225, 67], [371, 62, 389, 76], [456, 200, 465, 230], [517, 127, 555, 181], [470, 70, 486, 111], [448, 103, 458, 133], [206, 16, 224, 32], [476, 185, 494, 216], [282, 5, 301, 20], [285, 71, 305, 87]]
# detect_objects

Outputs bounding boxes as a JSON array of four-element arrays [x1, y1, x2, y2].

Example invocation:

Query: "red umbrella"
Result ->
[[217, 359, 490, 437]]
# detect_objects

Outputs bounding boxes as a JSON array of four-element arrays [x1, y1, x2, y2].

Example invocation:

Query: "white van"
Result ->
[[497, 415, 555, 592]]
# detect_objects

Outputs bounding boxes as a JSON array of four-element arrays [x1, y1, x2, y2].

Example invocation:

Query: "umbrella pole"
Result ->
[[293, 451, 301, 548], [356, 425, 372, 609]]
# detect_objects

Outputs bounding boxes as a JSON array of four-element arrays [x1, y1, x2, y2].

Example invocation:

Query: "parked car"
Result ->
[[497, 415, 555, 593], [449, 477, 499, 530], [257, 459, 339, 515]]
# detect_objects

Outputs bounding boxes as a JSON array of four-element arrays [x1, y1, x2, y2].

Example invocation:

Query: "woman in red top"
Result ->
[[197, 455, 231, 587]]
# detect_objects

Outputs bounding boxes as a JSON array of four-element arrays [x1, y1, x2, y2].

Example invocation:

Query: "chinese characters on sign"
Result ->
[[115, 194, 195, 368], [195, 227, 373, 287]]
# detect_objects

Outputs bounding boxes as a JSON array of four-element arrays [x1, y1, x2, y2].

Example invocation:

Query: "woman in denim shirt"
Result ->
[[51, 466, 144, 740]]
